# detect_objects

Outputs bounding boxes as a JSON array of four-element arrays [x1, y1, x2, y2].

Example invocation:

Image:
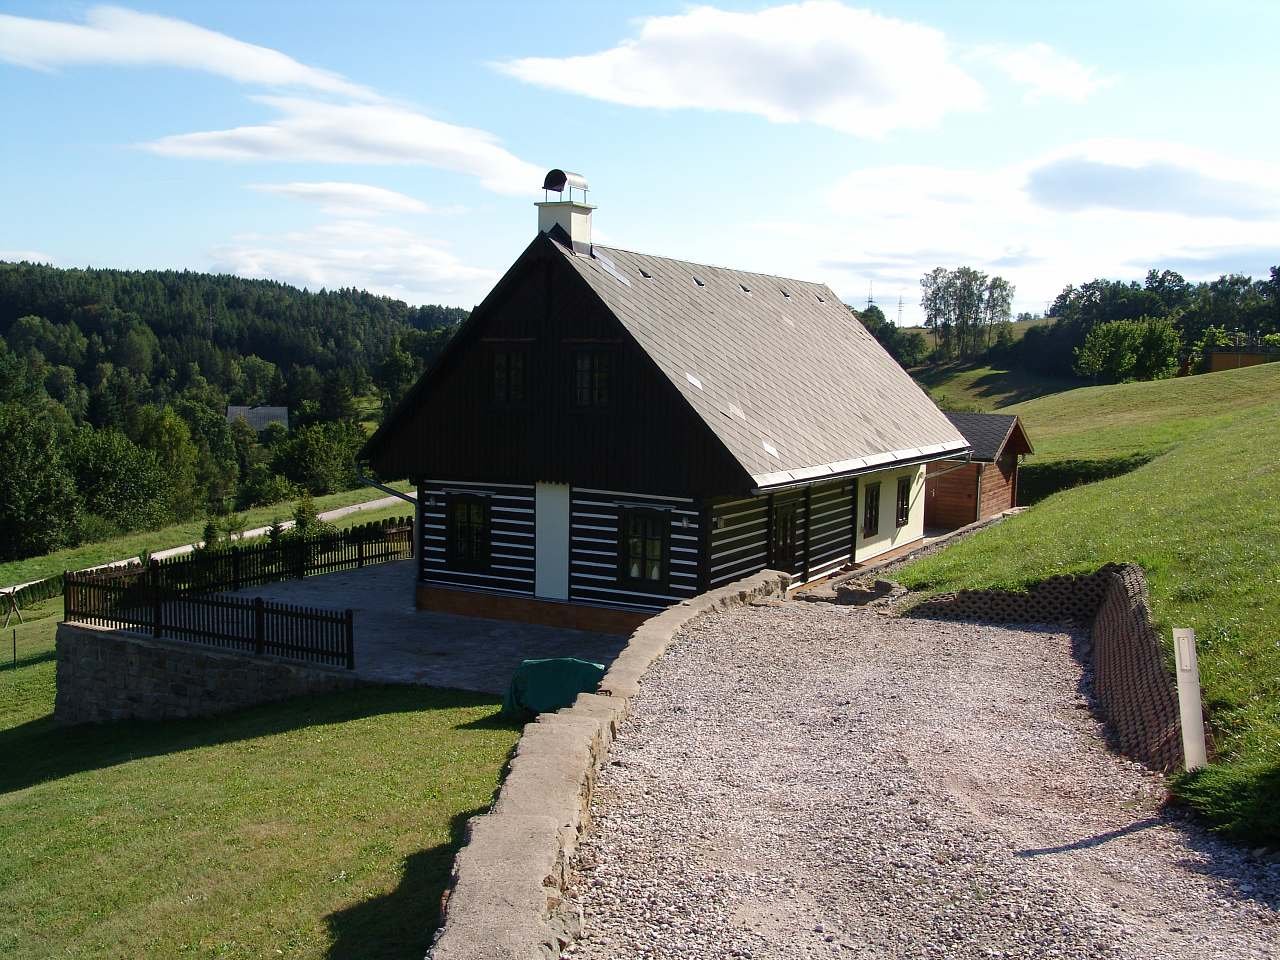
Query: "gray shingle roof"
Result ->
[[944, 412, 1022, 462], [556, 242, 968, 488]]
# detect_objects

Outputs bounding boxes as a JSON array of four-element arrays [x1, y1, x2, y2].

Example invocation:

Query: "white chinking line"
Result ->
[[426, 569, 792, 960]]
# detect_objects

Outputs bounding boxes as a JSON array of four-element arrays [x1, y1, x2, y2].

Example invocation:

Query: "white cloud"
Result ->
[[496, 1, 984, 136], [250, 181, 431, 216], [983, 42, 1110, 103], [1025, 139, 1280, 219], [145, 96, 541, 195], [2, 6, 542, 195], [210, 220, 497, 306], [815, 140, 1280, 322], [0, 5, 375, 100]]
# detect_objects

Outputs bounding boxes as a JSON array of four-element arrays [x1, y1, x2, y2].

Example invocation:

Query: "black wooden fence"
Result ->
[[58, 520, 411, 669], [147, 517, 413, 595], [64, 571, 355, 669]]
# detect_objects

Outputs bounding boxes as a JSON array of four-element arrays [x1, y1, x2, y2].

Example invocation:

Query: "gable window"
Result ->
[[895, 475, 911, 528], [573, 350, 612, 407], [619, 508, 667, 586], [447, 494, 490, 571], [863, 482, 881, 539], [492, 350, 526, 406]]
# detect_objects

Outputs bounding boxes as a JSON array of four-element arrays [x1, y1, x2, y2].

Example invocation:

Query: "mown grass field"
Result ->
[[897, 363, 1280, 843], [0, 601, 519, 959], [0, 481, 412, 589], [912, 361, 1083, 411]]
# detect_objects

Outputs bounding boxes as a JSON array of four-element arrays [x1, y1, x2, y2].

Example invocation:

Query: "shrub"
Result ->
[[1075, 316, 1180, 382]]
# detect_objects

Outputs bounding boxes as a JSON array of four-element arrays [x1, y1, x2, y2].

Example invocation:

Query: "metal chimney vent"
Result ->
[[542, 169, 589, 203]]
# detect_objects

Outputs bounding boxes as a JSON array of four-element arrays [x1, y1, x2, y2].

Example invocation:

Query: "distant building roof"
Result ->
[[943, 412, 1033, 462], [226, 405, 289, 431]]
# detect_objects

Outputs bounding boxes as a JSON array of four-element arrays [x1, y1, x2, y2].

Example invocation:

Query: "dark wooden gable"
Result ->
[[363, 234, 752, 497]]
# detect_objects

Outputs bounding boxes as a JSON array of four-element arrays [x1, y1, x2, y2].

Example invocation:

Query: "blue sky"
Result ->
[[2, 1, 1278, 324]]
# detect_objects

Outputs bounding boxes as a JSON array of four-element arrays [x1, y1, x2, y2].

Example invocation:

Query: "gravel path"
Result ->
[[564, 601, 1278, 959]]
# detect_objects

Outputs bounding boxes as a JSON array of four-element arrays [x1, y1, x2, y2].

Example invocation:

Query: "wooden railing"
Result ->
[[146, 517, 412, 595], [64, 571, 354, 669]]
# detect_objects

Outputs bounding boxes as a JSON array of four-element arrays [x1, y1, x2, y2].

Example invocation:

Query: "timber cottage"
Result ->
[[361, 170, 970, 632]]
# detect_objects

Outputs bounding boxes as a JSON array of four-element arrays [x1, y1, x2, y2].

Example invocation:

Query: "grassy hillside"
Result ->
[[1006, 363, 1280, 502], [0, 602, 517, 959], [912, 361, 1083, 411], [897, 363, 1280, 843]]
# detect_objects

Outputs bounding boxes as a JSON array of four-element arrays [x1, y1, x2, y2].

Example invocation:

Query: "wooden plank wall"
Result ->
[[569, 488, 701, 611], [806, 480, 854, 582], [978, 457, 1018, 519], [708, 495, 770, 588], [707, 479, 852, 588], [418, 480, 537, 595], [925, 462, 981, 529]]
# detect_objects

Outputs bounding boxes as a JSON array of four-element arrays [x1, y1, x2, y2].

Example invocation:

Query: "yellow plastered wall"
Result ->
[[854, 464, 925, 564]]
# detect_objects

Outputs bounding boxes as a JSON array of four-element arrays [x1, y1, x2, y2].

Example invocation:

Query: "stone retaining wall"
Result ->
[[55, 622, 363, 724], [911, 563, 1184, 773], [1090, 566, 1184, 772], [426, 570, 792, 960]]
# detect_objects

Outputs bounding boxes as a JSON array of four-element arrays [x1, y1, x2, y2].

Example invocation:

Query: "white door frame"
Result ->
[[534, 482, 571, 600]]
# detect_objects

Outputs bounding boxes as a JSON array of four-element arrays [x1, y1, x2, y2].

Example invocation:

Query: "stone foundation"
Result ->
[[912, 563, 1185, 773], [55, 622, 363, 724]]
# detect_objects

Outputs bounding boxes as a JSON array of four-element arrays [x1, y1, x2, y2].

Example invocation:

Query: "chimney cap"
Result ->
[[542, 169, 589, 194]]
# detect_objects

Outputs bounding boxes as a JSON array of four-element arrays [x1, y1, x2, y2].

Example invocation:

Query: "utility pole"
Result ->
[[866, 281, 874, 310], [897, 295, 904, 327]]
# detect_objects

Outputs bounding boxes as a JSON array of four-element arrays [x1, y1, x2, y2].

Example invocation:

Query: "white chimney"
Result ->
[[536, 169, 594, 255]]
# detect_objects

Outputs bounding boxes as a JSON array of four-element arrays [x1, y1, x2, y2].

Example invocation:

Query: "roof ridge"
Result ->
[[590, 242, 835, 292]]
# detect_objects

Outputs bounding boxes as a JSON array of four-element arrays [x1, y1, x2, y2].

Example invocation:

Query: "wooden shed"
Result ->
[[361, 170, 970, 632], [924, 413, 1033, 530]]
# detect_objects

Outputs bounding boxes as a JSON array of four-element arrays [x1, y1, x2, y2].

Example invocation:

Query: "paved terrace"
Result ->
[[239, 561, 627, 693]]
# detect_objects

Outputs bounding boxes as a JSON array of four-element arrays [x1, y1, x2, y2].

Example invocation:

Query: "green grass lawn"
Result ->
[[898, 364, 1280, 843], [355, 394, 384, 436], [0, 481, 412, 589], [0, 605, 519, 959], [911, 361, 1083, 411]]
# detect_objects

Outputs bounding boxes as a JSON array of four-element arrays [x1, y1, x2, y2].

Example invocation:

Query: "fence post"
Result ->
[[62, 570, 70, 623], [254, 597, 266, 656], [1173, 627, 1209, 771], [150, 559, 162, 638], [295, 538, 307, 581], [357, 536, 365, 569], [232, 545, 242, 591], [344, 608, 355, 670]]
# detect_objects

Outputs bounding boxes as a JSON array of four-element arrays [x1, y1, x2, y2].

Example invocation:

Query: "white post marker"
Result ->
[[1173, 627, 1209, 771]]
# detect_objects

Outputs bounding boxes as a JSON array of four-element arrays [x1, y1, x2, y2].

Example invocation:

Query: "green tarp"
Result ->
[[502, 657, 606, 718]]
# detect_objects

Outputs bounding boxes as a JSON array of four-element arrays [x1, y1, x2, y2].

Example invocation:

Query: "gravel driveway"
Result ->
[[564, 601, 1278, 959]]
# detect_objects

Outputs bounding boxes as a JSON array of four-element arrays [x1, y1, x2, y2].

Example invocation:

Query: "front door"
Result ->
[[534, 482, 570, 600], [770, 498, 800, 573]]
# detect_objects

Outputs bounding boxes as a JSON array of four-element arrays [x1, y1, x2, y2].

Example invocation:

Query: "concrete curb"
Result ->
[[427, 570, 791, 960]]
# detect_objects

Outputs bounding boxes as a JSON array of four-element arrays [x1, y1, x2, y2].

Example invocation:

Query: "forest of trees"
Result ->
[[855, 264, 1280, 386], [1022, 268, 1280, 381], [0, 261, 465, 562]]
